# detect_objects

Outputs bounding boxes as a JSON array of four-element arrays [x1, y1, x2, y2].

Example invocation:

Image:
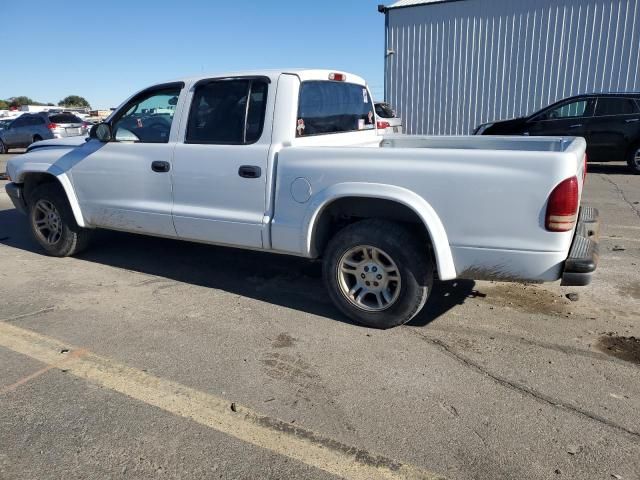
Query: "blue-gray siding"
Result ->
[[385, 0, 640, 134]]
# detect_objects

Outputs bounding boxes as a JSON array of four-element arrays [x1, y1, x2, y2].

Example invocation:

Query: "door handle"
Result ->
[[569, 124, 583, 128], [625, 118, 639, 123], [238, 165, 261, 178], [151, 161, 171, 173]]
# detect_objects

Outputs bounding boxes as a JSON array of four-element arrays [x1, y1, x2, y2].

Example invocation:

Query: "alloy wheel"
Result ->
[[33, 199, 63, 245], [336, 245, 402, 312]]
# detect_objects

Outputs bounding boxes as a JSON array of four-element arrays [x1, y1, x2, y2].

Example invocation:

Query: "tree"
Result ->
[[7, 96, 36, 108], [0, 99, 8, 110], [58, 95, 91, 108]]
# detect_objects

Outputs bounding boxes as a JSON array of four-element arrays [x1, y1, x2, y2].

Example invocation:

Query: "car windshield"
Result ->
[[0, 119, 12, 129]]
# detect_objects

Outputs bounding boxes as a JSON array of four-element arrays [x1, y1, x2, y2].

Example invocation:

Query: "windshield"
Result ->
[[0, 119, 12, 129]]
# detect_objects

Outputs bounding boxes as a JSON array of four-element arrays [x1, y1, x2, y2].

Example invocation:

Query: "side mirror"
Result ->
[[91, 123, 112, 142]]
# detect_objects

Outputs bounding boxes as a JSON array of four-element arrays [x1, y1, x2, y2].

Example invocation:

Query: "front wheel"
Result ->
[[627, 144, 640, 174], [323, 219, 433, 329], [28, 183, 91, 257]]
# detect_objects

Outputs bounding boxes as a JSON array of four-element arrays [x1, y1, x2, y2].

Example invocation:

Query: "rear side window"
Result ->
[[49, 113, 82, 124], [296, 81, 375, 136], [595, 98, 640, 116], [186, 79, 268, 145]]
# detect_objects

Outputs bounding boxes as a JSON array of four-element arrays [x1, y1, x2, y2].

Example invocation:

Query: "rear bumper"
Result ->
[[561, 206, 600, 286], [5, 182, 28, 215]]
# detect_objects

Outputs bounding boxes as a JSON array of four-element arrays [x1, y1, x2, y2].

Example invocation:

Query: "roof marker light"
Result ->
[[328, 72, 346, 81]]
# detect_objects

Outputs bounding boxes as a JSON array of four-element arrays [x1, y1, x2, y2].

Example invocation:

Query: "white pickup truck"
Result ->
[[5, 69, 599, 328]]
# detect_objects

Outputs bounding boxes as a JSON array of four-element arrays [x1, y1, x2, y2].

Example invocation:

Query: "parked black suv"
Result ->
[[474, 93, 640, 174]]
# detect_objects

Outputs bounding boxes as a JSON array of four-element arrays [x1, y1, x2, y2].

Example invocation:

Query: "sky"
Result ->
[[1, 0, 386, 109]]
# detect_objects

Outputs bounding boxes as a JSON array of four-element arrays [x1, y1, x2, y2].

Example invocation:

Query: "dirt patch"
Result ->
[[595, 335, 640, 364], [618, 281, 640, 300], [479, 283, 570, 316], [272, 333, 296, 348]]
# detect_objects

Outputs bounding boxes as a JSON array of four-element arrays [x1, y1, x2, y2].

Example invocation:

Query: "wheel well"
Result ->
[[22, 173, 61, 205], [313, 197, 435, 268]]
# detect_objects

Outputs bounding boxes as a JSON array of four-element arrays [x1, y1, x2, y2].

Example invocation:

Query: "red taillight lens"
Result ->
[[328, 72, 346, 81], [47, 123, 58, 130], [546, 176, 579, 232], [377, 120, 390, 130]]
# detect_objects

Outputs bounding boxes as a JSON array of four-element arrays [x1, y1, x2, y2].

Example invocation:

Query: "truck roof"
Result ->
[[166, 69, 367, 87]]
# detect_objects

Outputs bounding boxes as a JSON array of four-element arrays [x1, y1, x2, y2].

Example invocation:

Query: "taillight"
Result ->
[[546, 176, 579, 232], [47, 123, 58, 130], [377, 121, 390, 130], [328, 72, 346, 81]]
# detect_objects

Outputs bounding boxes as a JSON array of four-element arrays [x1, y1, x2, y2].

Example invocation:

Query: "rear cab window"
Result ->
[[296, 81, 375, 137]]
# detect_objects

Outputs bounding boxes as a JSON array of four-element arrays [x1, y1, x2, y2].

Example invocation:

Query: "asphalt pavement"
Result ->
[[1, 152, 639, 480]]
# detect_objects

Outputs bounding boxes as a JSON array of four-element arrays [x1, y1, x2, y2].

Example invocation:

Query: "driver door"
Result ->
[[69, 83, 185, 237], [525, 97, 595, 140]]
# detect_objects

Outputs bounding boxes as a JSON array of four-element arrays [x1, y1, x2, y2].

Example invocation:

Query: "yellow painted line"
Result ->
[[0, 322, 444, 480]]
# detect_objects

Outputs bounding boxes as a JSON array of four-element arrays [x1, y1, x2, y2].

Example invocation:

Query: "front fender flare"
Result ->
[[16, 165, 86, 228], [303, 182, 456, 280]]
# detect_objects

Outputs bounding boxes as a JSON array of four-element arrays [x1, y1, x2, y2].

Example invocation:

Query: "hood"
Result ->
[[476, 117, 528, 135], [8, 137, 101, 184], [27, 135, 89, 152]]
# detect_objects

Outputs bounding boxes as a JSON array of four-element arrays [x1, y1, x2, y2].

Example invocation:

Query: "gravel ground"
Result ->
[[1, 152, 639, 480]]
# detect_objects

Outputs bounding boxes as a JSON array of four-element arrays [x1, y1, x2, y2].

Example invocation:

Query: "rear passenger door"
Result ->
[[171, 77, 271, 249], [586, 97, 640, 162]]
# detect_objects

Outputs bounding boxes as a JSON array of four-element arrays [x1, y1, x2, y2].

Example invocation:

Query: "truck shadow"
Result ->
[[586, 162, 633, 175], [0, 207, 475, 328]]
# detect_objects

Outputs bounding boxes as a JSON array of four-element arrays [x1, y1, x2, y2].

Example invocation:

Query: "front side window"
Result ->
[[296, 81, 375, 136], [111, 86, 181, 143], [185, 78, 268, 145], [12, 116, 28, 127], [595, 97, 640, 116], [541, 99, 594, 120]]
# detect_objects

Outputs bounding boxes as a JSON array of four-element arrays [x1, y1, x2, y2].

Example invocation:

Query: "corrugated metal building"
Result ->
[[382, 0, 640, 135]]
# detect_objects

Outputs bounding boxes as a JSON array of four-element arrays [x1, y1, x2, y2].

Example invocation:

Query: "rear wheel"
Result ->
[[0, 139, 7, 154], [323, 219, 433, 329], [28, 183, 91, 257], [627, 144, 640, 174], [33, 135, 43, 144]]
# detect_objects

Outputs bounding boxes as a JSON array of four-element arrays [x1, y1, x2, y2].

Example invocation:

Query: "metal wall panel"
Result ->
[[385, 0, 640, 135]]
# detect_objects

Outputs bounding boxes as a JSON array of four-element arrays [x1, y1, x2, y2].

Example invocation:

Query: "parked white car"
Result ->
[[374, 101, 403, 134], [5, 69, 598, 328]]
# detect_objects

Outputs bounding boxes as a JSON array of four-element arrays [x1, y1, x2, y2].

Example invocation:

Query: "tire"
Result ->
[[33, 135, 43, 144], [627, 143, 640, 174], [0, 139, 7, 154], [323, 219, 434, 329], [27, 183, 91, 257]]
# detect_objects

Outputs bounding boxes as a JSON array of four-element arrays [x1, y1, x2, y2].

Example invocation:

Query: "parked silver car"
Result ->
[[374, 102, 403, 134], [0, 112, 88, 153]]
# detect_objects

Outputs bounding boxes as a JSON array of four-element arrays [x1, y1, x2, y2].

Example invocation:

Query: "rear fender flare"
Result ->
[[303, 182, 456, 280]]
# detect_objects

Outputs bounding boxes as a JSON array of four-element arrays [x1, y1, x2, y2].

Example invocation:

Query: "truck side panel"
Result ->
[[271, 142, 584, 282]]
